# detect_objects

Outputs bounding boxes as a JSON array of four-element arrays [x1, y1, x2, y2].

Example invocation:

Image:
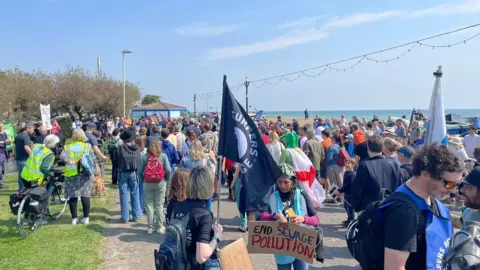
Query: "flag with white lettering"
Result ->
[[219, 75, 281, 212]]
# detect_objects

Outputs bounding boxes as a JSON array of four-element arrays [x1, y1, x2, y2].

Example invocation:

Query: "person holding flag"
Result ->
[[218, 75, 281, 222]]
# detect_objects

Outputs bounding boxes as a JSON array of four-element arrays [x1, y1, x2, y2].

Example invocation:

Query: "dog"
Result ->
[[94, 176, 107, 197]]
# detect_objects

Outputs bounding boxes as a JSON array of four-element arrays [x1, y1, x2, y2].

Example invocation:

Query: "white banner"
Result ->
[[40, 104, 52, 130]]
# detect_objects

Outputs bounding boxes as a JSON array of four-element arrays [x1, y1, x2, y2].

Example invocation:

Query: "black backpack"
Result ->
[[345, 190, 421, 269], [443, 220, 480, 270], [154, 212, 193, 270]]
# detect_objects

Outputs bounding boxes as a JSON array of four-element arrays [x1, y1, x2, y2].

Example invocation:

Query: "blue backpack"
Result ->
[[154, 212, 193, 270], [79, 144, 95, 177]]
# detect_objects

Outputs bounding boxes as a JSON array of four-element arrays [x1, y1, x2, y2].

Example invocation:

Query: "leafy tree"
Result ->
[[141, 94, 161, 105], [0, 65, 141, 122]]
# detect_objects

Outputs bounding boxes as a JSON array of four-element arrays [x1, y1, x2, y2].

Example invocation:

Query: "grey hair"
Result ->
[[187, 167, 214, 200], [43, 134, 60, 149], [306, 128, 315, 139]]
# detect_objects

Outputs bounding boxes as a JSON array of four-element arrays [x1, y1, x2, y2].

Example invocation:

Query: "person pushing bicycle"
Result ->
[[20, 134, 60, 188]]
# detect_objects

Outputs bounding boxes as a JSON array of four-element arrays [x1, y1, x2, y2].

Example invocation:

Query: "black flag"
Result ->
[[219, 75, 281, 212]]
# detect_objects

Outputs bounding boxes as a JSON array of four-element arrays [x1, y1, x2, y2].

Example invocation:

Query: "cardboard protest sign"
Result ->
[[247, 221, 318, 264], [218, 239, 253, 270]]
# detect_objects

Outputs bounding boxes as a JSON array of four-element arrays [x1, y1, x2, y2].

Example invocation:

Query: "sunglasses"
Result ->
[[439, 177, 461, 190]]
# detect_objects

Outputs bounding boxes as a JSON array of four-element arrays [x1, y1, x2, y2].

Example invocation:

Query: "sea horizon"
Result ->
[[260, 109, 480, 121]]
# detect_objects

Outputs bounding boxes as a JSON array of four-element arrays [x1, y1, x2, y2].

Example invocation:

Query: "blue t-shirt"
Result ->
[[85, 132, 98, 147]]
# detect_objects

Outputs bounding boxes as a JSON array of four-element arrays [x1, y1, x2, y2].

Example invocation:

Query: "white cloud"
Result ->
[[408, 0, 480, 18], [275, 16, 325, 30], [207, 28, 328, 60], [175, 22, 238, 37], [325, 11, 403, 28]]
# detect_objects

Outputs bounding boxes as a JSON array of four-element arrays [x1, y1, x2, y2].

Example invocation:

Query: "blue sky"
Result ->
[[1, 0, 479, 112]]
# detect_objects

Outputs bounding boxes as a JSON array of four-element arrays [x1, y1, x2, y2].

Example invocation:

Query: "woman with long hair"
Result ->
[[138, 140, 171, 234], [169, 166, 223, 269], [135, 136, 147, 212], [60, 128, 96, 225], [166, 168, 190, 224], [266, 131, 284, 164]]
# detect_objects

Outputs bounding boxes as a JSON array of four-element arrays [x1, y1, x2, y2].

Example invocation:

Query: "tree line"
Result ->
[[0, 66, 141, 122]]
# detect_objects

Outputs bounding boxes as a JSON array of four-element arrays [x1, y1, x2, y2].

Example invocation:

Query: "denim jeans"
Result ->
[[139, 181, 145, 210], [235, 179, 247, 228], [119, 171, 142, 221], [16, 160, 27, 190], [144, 181, 166, 230], [276, 259, 309, 270], [203, 257, 220, 270], [345, 201, 355, 222]]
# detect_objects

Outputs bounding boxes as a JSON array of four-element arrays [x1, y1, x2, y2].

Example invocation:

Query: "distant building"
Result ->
[[130, 102, 187, 119]]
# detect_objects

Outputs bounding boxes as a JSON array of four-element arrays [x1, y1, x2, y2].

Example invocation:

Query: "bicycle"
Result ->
[[15, 168, 69, 239]]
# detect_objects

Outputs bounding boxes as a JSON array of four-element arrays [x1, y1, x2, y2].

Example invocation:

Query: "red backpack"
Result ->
[[143, 154, 165, 183], [336, 146, 350, 167]]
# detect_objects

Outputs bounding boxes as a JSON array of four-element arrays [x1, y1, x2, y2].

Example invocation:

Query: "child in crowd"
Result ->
[[166, 168, 190, 224], [334, 158, 356, 227], [230, 162, 247, 232]]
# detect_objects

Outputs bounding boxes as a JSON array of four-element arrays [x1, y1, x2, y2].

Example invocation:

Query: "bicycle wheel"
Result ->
[[17, 195, 40, 239], [47, 182, 68, 219]]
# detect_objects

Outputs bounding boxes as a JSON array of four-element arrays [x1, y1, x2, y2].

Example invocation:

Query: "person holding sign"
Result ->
[[259, 163, 319, 270]]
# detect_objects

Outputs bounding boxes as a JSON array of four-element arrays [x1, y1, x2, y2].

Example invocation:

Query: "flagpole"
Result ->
[[215, 155, 223, 223]]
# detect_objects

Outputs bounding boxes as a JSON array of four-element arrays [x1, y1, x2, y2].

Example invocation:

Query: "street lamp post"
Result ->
[[122, 50, 132, 118]]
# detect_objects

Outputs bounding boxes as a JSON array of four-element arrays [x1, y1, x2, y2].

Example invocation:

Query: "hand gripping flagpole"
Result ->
[[215, 155, 222, 223]]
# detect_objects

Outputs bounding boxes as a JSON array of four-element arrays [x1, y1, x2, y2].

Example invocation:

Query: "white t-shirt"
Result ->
[[300, 136, 308, 149], [463, 134, 480, 158]]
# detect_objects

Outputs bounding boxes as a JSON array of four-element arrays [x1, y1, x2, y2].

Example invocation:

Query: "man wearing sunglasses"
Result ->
[[383, 143, 464, 270], [453, 167, 480, 229]]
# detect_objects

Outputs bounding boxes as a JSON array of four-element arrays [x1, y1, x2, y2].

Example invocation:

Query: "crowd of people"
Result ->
[[5, 111, 480, 269]]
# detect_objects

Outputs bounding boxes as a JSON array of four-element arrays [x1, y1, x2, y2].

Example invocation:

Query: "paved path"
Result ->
[[101, 186, 362, 269]]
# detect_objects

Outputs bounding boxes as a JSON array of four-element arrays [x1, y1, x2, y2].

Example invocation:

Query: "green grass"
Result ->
[[0, 168, 116, 270]]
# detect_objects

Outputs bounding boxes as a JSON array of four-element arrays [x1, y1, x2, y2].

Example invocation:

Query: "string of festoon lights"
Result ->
[[195, 23, 480, 100]]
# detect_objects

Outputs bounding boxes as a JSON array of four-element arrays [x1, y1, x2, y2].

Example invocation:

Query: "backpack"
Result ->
[[107, 138, 120, 155], [442, 220, 480, 269], [336, 147, 350, 167], [144, 155, 165, 183], [345, 190, 421, 269], [154, 212, 192, 270], [78, 144, 95, 177]]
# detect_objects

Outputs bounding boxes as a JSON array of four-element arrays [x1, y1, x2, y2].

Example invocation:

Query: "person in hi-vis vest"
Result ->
[[20, 135, 60, 188], [59, 129, 96, 225]]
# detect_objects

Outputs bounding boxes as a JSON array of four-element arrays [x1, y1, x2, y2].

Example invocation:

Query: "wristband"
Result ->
[[212, 236, 220, 243]]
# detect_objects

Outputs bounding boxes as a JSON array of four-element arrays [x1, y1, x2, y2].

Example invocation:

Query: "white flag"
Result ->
[[40, 104, 52, 130]]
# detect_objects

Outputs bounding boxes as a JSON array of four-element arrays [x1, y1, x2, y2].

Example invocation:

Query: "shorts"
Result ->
[[320, 164, 328, 178]]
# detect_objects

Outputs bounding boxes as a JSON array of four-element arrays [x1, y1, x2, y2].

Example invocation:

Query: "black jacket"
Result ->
[[116, 144, 141, 172], [351, 155, 404, 212], [400, 163, 413, 181]]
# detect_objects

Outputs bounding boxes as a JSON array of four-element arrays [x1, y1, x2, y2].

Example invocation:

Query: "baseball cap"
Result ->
[[345, 134, 353, 140], [278, 163, 296, 179], [398, 146, 415, 159], [464, 167, 480, 188]]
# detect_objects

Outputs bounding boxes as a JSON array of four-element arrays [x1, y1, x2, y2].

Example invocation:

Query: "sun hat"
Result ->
[[449, 137, 463, 146]]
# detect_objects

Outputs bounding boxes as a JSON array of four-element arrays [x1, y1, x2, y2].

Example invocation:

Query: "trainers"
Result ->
[[81, 217, 89, 225], [72, 218, 78, 225], [147, 228, 153, 234], [157, 226, 166, 234], [239, 225, 247, 233]]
